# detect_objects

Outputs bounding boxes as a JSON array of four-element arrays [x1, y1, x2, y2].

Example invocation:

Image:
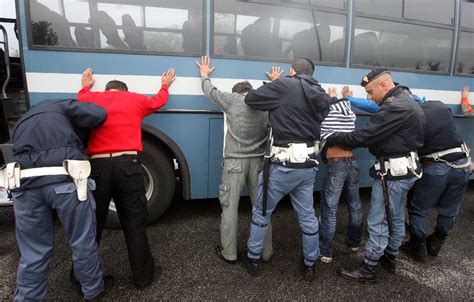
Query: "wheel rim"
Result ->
[[108, 164, 155, 212]]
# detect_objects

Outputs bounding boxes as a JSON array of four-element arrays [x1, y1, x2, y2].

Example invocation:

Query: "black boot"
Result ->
[[302, 264, 315, 282], [402, 234, 427, 263], [426, 229, 447, 257], [241, 252, 260, 276], [379, 252, 397, 274], [337, 262, 377, 283]]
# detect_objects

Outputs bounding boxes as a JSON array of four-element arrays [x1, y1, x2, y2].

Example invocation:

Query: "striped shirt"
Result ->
[[320, 100, 356, 140]]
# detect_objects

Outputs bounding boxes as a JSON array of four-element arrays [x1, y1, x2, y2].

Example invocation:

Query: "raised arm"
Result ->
[[141, 68, 176, 115], [461, 86, 474, 116], [196, 56, 234, 109]]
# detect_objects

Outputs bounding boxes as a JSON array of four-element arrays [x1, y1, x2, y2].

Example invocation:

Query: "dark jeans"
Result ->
[[91, 155, 155, 287], [409, 159, 470, 238], [320, 159, 362, 257]]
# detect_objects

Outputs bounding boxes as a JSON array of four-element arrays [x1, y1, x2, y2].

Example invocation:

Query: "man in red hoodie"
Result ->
[[77, 67, 176, 289]]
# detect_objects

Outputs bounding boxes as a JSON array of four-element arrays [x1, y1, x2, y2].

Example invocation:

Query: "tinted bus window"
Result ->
[[355, 0, 403, 18], [213, 0, 346, 64], [457, 31, 474, 75], [461, 0, 474, 29], [404, 0, 454, 25], [353, 11, 453, 72], [28, 0, 203, 54], [273, 0, 346, 10]]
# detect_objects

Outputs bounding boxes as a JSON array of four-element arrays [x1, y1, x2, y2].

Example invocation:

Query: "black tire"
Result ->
[[105, 141, 176, 228]]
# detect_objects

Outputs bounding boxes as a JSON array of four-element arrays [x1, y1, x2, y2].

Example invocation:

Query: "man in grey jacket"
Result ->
[[196, 56, 272, 263]]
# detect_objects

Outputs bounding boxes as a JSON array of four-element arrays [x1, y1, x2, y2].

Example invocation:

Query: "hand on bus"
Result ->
[[461, 86, 470, 99], [195, 56, 215, 77], [162, 68, 176, 86], [265, 67, 283, 81], [328, 87, 337, 98], [342, 85, 353, 97], [81, 68, 95, 88]]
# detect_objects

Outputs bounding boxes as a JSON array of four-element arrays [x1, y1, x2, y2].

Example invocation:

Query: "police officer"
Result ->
[[6, 99, 110, 301], [326, 68, 425, 282], [404, 101, 471, 262], [242, 58, 337, 281]]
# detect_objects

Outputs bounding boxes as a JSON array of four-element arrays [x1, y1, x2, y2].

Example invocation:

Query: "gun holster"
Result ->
[[0, 162, 20, 190], [63, 160, 91, 201]]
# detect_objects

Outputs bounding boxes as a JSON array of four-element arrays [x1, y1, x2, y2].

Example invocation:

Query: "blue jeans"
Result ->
[[247, 163, 319, 266], [12, 181, 104, 301], [409, 159, 470, 238], [364, 176, 418, 266], [320, 159, 362, 257]]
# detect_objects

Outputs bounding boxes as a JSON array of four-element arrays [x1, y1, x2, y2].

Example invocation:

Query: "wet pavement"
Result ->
[[1, 183, 473, 301]]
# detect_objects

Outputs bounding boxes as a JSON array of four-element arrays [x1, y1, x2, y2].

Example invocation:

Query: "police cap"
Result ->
[[361, 68, 391, 87]]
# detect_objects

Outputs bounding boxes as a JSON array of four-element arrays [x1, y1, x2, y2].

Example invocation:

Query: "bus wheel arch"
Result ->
[[105, 124, 191, 228]]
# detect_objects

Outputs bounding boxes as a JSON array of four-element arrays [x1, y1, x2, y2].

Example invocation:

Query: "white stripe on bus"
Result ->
[[26, 72, 470, 105]]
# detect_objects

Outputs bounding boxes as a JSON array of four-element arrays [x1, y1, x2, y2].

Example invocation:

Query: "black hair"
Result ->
[[232, 81, 253, 94], [105, 80, 128, 91], [291, 58, 315, 75]]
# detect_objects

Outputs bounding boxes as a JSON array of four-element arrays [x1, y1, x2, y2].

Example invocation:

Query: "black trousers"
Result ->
[[91, 154, 155, 287]]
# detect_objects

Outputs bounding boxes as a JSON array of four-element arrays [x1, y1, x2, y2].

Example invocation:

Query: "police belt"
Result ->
[[421, 143, 470, 160], [0, 160, 91, 201], [373, 151, 422, 178], [420, 143, 471, 169], [270, 142, 319, 164]]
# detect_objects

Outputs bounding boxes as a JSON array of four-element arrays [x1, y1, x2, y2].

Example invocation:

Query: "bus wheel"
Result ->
[[105, 141, 176, 229]]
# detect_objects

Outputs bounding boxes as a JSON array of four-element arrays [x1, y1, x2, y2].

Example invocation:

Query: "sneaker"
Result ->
[[319, 256, 333, 264], [241, 253, 260, 276], [302, 265, 315, 282], [349, 246, 360, 253], [215, 245, 237, 264]]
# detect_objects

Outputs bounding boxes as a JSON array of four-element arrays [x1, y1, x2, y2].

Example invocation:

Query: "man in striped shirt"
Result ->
[[318, 86, 363, 264]]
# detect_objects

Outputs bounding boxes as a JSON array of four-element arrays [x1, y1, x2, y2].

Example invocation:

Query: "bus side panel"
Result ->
[[144, 113, 212, 199]]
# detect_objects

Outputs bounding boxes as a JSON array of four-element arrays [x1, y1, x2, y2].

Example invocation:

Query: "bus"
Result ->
[[1, 0, 473, 226]]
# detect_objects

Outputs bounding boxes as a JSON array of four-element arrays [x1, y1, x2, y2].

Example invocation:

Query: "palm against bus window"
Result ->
[[196, 56, 215, 77]]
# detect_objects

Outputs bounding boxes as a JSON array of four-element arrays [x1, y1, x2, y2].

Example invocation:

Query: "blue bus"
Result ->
[[1, 0, 473, 224]]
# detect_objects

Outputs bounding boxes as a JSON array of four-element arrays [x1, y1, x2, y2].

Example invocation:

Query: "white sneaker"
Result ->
[[319, 256, 333, 264], [349, 246, 360, 253]]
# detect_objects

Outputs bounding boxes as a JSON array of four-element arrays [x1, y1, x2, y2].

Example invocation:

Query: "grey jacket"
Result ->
[[201, 76, 268, 158]]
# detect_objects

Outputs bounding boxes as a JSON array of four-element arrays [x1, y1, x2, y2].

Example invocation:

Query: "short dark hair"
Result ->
[[105, 80, 128, 91], [232, 81, 253, 94], [291, 58, 315, 75]]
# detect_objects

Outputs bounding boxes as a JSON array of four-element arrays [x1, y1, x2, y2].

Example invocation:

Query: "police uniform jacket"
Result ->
[[419, 101, 465, 161], [12, 99, 107, 190], [244, 74, 335, 147], [327, 86, 426, 158]]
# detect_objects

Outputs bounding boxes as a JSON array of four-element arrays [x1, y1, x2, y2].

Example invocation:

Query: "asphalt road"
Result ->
[[1, 183, 473, 301]]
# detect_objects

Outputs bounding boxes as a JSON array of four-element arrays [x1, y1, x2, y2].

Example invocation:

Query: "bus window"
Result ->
[[28, 0, 203, 54], [213, 0, 346, 64], [461, 0, 474, 30], [0, 0, 20, 57], [353, 0, 454, 73], [262, 0, 346, 10], [456, 0, 474, 75], [404, 0, 455, 25], [355, 0, 403, 18]]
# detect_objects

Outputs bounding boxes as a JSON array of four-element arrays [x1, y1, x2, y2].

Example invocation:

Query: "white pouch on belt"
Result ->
[[63, 160, 91, 201], [388, 157, 409, 177], [4, 162, 21, 190], [288, 143, 308, 163]]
